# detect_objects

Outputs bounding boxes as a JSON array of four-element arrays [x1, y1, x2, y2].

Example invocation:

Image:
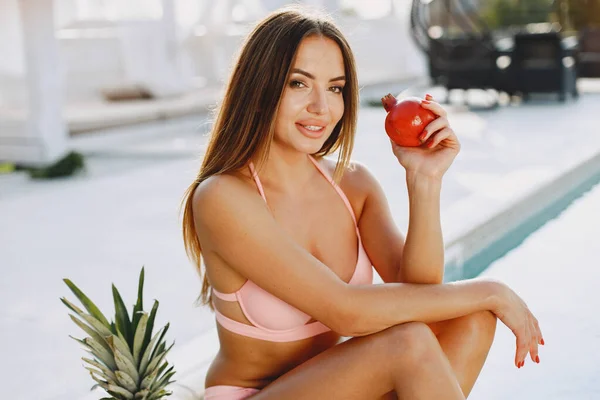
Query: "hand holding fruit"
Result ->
[[382, 94, 460, 180]]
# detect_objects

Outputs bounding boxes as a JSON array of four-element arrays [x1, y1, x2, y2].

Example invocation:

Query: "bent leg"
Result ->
[[251, 322, 464, 400], [429, 311, 497, 397]]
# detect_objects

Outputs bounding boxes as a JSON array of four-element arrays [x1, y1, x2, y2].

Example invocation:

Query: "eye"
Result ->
[[290, 80, 307, 89], [330, 85, 344, 94]]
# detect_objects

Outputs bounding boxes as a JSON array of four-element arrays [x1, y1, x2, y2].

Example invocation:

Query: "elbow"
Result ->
[[327, 287, 374, 337], [331, 308, 362, 337]]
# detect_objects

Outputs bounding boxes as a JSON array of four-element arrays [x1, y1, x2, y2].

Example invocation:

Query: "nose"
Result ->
[[307, 88, 328, 115]]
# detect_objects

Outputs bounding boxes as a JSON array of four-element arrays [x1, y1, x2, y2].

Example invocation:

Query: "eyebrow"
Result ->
[[291, 68, 346, 82]]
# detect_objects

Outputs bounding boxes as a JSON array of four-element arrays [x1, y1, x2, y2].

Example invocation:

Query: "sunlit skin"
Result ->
[[197, 35, 543, 399]]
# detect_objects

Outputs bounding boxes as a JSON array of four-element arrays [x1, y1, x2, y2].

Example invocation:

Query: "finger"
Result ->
[[529, 322, 540, 364], [534, 318, 545, 346], [420, 117, 448, 142], [426, 127, 454, 149], [420, 99, 447, 118], [515, 330, 529, 368]]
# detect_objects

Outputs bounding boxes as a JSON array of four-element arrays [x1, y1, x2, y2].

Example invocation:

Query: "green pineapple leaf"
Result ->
[[132, 268, 145, 335], [89, 370, 110, 391], [142, 300, 159, 355], [82, 357, 118, 382], [69, 314, 111, 353], [62, 297, 113, 338], [112, 284, 132, 346], [108, 384, 135, 400], [115, 370, 139, 393], [138, 325, 166, 377], [133, 313, 149, 366], [106, 335, 136, 367], [146, 342, 174, 379], [63, 268, 175, 400], [85, 366, 118, 386], [114, 346, 140, 384], [154, 365, 176, 390], [85, 337, 117, 370], [63, 279, 111, 328], [149, 323, 170, 362]]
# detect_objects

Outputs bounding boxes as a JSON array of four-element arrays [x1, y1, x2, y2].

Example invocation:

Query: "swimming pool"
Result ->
[[469, 181, 600, 399], [444, 159, 600, 283]]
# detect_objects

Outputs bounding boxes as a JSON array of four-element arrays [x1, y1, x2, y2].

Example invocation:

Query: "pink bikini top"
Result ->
[[211, 155, 373, 342]]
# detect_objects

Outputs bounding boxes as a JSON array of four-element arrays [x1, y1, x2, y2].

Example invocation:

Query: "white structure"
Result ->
[[0, 0, 68, 166], [0, 0, 426, 165]]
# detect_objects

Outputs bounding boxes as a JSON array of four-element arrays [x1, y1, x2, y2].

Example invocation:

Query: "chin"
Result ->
[[293, 137, 328, 155]]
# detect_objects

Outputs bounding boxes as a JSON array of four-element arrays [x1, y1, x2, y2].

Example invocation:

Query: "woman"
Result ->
[[181, 6, 543, 400]]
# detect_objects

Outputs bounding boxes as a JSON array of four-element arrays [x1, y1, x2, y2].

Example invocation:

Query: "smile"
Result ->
[[296, 123, 326, 138]]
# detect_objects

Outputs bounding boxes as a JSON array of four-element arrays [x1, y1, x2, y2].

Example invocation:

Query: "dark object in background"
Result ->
[[577, 27, 600, 78], [512, 31, 578, 102], [428, 35, 498, 92], [100, 84, 154, 101], [27, 151, 85, 179]]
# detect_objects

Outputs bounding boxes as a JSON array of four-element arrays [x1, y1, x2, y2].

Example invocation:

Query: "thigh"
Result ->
[[249, 323, 420, 400], [428, 311, 497, 396]]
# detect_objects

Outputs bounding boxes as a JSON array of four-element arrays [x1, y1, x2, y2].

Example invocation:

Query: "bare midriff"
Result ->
[[205, 324, 342, 389]]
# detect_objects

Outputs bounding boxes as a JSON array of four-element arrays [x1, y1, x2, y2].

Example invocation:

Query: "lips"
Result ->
[[296, 119, 328, 139], [296, 123, 326, 139]]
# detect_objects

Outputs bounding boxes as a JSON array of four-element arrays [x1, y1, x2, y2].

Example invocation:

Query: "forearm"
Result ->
[[397, 172, 444, 283], [341, 278, 499, 337]]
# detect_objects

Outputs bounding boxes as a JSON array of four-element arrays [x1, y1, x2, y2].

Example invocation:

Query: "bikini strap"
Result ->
[[212, 288, 237, 302], [248, 162, 267, 201], [308, 156, 358, 226]]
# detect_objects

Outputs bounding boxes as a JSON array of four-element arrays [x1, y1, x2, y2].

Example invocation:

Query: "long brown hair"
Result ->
[[181, 5, 360, 309]]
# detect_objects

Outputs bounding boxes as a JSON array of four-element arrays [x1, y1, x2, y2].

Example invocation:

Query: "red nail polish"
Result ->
[[535, 356, 540, 363], [541, 338, 545, 345]]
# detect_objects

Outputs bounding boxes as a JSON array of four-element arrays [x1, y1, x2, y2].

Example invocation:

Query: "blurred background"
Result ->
[[1, 1, 599, 399]]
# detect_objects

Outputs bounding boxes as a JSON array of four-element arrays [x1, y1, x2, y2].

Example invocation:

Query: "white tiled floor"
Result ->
[[471, 183, 600, 399]]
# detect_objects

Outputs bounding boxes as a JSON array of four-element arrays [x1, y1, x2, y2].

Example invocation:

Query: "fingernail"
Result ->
[[426, 93, 433, 99], [541, 338, 545, 345], [419, 131, 427, 141], [428, 141, 435, 148], [421, 100, 431, 104], [535, 356, 540, 363]]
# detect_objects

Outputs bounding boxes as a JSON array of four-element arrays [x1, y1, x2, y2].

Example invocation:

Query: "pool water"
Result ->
[[469, 182, 600, 399]]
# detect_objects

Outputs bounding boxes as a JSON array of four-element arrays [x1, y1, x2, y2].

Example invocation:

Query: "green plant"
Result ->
[[61, 267, 176, 400], [27, 150, 85, 179], [481, 0, 556, 29]]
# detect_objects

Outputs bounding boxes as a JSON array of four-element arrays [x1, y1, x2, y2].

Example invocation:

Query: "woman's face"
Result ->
[[272, 35, 346, 155]]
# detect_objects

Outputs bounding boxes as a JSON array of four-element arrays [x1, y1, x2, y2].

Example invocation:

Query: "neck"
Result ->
[[252, 145, 318, 195]]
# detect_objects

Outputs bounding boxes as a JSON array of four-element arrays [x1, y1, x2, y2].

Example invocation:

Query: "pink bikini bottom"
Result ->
[[204, 385, 261, 399]]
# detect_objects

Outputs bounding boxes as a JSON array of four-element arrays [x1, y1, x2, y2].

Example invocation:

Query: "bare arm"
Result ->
[[193, 173, 499, 338], [341, 279, 497, 336], [398, 172, 444, 283], [353, 163, 442, 285]]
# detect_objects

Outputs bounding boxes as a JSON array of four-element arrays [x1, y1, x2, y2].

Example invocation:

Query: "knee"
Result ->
[[460, 311, 497, 343], [379, 322, 440, 364]]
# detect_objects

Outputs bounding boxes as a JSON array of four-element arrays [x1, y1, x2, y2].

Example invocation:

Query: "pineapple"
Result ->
[[61, 267, 176, 400]]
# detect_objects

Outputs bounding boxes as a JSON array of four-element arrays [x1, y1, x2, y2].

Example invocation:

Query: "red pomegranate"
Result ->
[[381, 94, 437, 147]]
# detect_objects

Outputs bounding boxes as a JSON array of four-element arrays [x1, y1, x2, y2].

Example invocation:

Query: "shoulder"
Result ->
[[192, 172, 263, 226], [320, 157, 382, 218], [320, 157, 380, 195]]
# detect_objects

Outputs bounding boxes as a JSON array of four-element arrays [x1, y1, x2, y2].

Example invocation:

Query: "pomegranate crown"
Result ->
[[381, 93, 397, 113]]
